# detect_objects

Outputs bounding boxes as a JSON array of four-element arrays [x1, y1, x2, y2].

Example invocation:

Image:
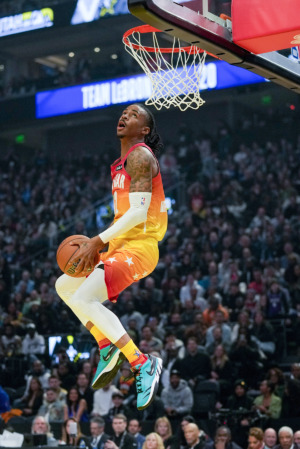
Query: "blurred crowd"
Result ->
[[0, 105, 300, 447]]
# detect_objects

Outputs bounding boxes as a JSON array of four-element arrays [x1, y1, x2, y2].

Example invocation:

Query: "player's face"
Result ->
[[248, 436, 263, 449], [117, 104, 149, 139]]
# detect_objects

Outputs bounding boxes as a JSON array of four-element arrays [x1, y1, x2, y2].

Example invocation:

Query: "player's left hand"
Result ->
[[68, 235, 106, 273]]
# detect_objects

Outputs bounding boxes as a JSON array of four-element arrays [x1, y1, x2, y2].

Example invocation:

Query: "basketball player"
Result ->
[[55, 104, 168, 411]]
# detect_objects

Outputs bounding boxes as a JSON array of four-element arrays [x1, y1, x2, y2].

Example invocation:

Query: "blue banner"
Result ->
[[36, 61, 265, 119]]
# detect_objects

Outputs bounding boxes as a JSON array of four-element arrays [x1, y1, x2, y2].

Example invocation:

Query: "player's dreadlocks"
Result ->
[[139, 104, 164, 156]]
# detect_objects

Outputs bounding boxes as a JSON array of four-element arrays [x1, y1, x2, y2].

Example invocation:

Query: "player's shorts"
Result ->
[[98, 237, 159, 301]]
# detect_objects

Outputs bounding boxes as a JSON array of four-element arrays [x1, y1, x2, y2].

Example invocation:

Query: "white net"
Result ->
[[123, 26, 207, 111]]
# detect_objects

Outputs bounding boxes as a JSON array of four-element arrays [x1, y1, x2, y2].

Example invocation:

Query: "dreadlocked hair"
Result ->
[[138, 104, 164, 156]]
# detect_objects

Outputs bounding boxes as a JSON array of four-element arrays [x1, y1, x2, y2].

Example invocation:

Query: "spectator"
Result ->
[[44, 375, 67, 406], [275, 427, 300, 449], [280, 378, 300, 418], [173, 337, 211, 386], [210, 344, 232, 402], [205, 310, 232, 350], [92, 382, 118, 417], [154, 416, 179, 449], [64, 386, 89, 423], [19, 376, 44, 417], [266, 368, 285, 399], [59, 417, 88, 446], [160, 369, 194, 419], [203, 426, 242, 449], [76, 372, 94, 414], [105, 413, 137, 449], [264, 428, 277, 449], [142, 433, 165, 449], [253, 380, 281, 419], [105, 390, 131, 423], [248, 428, 264, 449], [0, 323, 22, 357], [38, 387, 64, 422], [226, 380, 253, 411], [183, 423, 206, 449], [21, 323, 46, 359], [128, 419, 146, 449], [294, 432, 300, 445], [24, 359, 51, 395], [251, 311, 275, 358], [31, 415, 58, 447], [202, 296, 229, 327], [88, 416, 109, 449]]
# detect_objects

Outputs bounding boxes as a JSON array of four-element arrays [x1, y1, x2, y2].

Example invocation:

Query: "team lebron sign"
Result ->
[[0, 8, 54, 37]]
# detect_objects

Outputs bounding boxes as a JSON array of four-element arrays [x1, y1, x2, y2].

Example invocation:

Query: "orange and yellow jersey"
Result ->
[[110, 143, 168, 242]]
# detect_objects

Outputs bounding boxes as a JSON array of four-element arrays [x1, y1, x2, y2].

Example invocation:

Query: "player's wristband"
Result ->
[[99, 192, 152, 243]]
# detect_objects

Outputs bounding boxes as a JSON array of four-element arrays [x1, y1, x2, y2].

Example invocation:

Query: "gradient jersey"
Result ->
[[100, 143, 168, 301], [110, 143, 168, 242]]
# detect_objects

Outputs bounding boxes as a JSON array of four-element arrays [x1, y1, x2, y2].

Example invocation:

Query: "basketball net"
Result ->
[[123, 25, 208, 111]]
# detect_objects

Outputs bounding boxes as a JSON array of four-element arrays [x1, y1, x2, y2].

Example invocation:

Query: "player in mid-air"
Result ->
[[55, 103, 168, 410]]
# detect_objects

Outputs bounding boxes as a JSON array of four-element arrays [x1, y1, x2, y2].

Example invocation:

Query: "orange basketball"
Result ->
[[56, 234, 96, 278]]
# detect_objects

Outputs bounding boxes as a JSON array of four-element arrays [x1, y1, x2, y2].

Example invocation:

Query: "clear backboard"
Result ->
[[127, 0, 300, 93]]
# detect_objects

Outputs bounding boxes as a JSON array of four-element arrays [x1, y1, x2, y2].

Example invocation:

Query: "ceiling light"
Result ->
[[94, 47, 100, 53], [0, 64, 4, 71], [111, 54, 118, 60], [68, 52, 75, 58]]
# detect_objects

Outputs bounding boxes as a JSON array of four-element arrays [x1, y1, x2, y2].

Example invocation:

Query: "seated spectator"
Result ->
[[184, 313, 207, 346], [91, 382, 118, 417], [226, 379, 253, 411], [24, 359, 51, 395], [280, 378, 300, 418], [0, 323, 22, 357], [64, 386, 89, 422], [253, 380, 281, 419], [143, 432, 165, 449], [205, 326, 231, 356], [38, 387, 64, 422], [88, 416, 109, 449], [183, 423, 206, 449], [19, 376, 44, 417], [106, 413, 138, 449], [294, 431, 300, 445], [264, 428, 277, 449], [140, 325, 163, 352], [31, 415, 59, 447], [203, 426, 242, 449], [59, 417, 88, 446], [56, 361, 77, 391], [180, 274, 205, 308], [105, 390, 131, 423], [21, 323, 46, 360], [160, 369, 193, 419], [251, 311, 276, 358], [175, 415, 196, 449], [231, 311, 252, 344], [266, 368, 285, 398], [202, 296, 229, 327], [173, 337, 211, 387], [128, 418, 146, 449], [76, 372, 94, 415], [210, 344, 232, 402], [154, 416, 179, 449], [205, 310, 232, 350], [275, 426, 299, 449], [248, 427, 264, 449], [265, 280, 289, 318], [229, 329, 262, 387], [44, 375, 67, 406]]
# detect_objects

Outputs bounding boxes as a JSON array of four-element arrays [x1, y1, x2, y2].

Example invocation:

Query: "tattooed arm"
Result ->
[[69, 147, 153, 273], [126, 146, 154, 192]]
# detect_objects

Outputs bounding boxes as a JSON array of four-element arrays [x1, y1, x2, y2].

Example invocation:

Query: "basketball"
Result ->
[[56, 234, 96, 278]]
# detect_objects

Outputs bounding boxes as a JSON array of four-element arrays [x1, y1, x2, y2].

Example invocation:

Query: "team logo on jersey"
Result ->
[[115, 164, 122, 171], [141, 197, 146, 205]]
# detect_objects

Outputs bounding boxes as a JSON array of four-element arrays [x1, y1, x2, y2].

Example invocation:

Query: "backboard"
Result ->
[[127, 0, 300, 93]]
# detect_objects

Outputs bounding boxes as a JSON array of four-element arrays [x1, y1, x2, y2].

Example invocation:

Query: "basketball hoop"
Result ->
[[123, 25, 213, 111]]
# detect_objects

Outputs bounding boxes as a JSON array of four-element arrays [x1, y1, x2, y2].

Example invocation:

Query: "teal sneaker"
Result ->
[[92, 344, 125, 390], [132, 354, 162, 410]]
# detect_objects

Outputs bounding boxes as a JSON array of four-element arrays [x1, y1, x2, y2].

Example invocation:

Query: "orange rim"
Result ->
[[123, 24, 206, 54]]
